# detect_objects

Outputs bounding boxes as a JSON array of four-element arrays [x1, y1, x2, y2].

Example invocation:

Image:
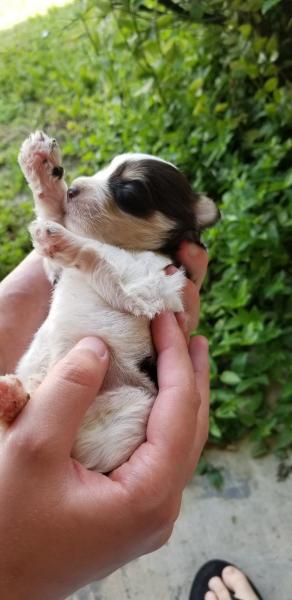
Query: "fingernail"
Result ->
[[76, 337, 108, 358]]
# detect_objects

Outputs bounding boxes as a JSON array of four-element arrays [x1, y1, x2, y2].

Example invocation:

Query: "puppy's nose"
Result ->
[[67, 186, 80, 200]]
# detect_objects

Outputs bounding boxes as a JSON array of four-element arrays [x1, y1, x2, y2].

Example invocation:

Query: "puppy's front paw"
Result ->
[[162, 267, 185, 312], [18, 130, 64, 185], [0, 375, 29, 425], [125, 295, 164, 319]]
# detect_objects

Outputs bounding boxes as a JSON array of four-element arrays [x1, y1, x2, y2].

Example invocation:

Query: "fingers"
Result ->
[[182, 278, 200, 332], [165, 265, 200, 340], [110, 316, 210, 550], [147, 312, 199, 476], [18, 337, 109, 456], [177, 242, 208, 289], [115, 314, 209, 500], [189, 336, 209, 408], [166, 241, 208, 340], [188, 335, 210, 468]]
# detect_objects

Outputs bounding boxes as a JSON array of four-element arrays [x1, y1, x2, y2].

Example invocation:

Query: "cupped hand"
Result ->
[[0, 312, 209, 600]]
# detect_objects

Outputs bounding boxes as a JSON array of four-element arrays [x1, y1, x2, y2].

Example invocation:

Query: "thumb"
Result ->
[[25, 337, 109, 455]]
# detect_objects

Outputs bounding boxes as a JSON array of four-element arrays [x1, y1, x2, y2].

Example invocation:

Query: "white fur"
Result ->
[[13, 132, 185, 472]]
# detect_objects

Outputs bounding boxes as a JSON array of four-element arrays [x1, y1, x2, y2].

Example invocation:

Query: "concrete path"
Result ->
[[68, 445, 292, 600]]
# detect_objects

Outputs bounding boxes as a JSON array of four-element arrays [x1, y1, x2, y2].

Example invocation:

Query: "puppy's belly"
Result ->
[[37, 271, 155, 470], [48, 271, 154, 387]]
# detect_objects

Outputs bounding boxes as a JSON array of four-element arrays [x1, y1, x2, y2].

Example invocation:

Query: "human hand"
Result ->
[[167, 242, 208, 341], [0, 312, 209, 599], [0, 252, 51, 373]]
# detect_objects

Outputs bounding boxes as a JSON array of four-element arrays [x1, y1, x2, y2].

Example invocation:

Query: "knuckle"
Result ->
[[62, 351, 99, 388]]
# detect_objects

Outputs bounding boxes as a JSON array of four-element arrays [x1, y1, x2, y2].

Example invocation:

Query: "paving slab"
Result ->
[[68, 445, 292, 600]]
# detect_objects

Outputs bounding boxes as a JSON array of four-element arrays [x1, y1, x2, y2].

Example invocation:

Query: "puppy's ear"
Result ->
[[194, 194, 220, 229]]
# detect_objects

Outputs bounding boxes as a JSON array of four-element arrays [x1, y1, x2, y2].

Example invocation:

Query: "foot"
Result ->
[[205, 565, 260, 600], [29, 219, 80, 265], [0, 375, 29, 424], [18, 131, 67, 222], [123, 268, 184, 318]]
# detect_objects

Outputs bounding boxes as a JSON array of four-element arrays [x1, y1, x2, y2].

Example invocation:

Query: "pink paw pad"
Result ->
[[0, 375, 29, 424], [29, 220, 66, 258], [18, 130, 63, 178]]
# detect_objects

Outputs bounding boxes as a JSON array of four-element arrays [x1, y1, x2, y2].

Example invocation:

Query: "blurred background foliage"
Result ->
[[0, 0, 291, 457]]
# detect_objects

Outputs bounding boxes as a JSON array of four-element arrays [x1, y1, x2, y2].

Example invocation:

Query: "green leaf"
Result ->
[[262, 0, 282, 15], [209, 417, 222, 439], [190, 3, 204, 20], [239, 24, 252, 38], [264, 77, 278, 92], [221, 371, 241, 385]]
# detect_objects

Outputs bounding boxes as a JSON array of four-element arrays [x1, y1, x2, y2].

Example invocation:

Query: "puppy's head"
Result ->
[[64, 153, 220, 254]]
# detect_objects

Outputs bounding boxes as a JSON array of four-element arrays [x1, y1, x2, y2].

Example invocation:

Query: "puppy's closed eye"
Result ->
[[110, 178, 154, 218]]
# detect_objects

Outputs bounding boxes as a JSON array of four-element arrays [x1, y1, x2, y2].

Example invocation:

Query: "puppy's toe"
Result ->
[[161, 268, 185, 312], [29, 220, 66, 258]]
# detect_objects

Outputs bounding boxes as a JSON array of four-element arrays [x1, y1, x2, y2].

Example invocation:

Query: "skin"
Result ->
[[205, 567, 260, 600], [0, 243, 209, 600]]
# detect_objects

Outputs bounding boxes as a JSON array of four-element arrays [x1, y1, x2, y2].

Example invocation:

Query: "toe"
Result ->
[[208, 576, 231, 600], [205, 592, 218, 600], [222, 566, 259, 600]]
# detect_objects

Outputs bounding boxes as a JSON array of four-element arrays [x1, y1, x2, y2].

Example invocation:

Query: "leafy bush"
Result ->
[[0, 0, 291, 455]]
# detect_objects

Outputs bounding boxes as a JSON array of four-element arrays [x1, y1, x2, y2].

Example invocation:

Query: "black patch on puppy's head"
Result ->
[[109, 158, 220, 255], [109, 176, 154, 218]]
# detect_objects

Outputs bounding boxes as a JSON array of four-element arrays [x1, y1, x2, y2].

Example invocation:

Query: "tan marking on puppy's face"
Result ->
[[64, 153, 219, 252], [96, 199, 175, 250], [64, 176, 174, 250]]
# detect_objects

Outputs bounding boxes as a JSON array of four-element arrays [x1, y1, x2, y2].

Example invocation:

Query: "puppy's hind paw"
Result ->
[[0, 375, 29, 425], [29, 219, 68, 259]]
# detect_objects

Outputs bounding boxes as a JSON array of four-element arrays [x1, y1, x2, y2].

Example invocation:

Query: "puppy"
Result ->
[[0, 132, 219, 472]]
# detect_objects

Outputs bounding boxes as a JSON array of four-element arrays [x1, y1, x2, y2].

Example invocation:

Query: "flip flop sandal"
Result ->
[[189, 559, 264, 600]]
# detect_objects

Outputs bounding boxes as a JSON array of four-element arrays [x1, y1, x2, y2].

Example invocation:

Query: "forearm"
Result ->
[[0, 252, 51, 373]]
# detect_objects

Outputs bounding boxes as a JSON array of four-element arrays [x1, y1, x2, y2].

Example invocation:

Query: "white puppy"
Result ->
[[0, 132, 219, 472]]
